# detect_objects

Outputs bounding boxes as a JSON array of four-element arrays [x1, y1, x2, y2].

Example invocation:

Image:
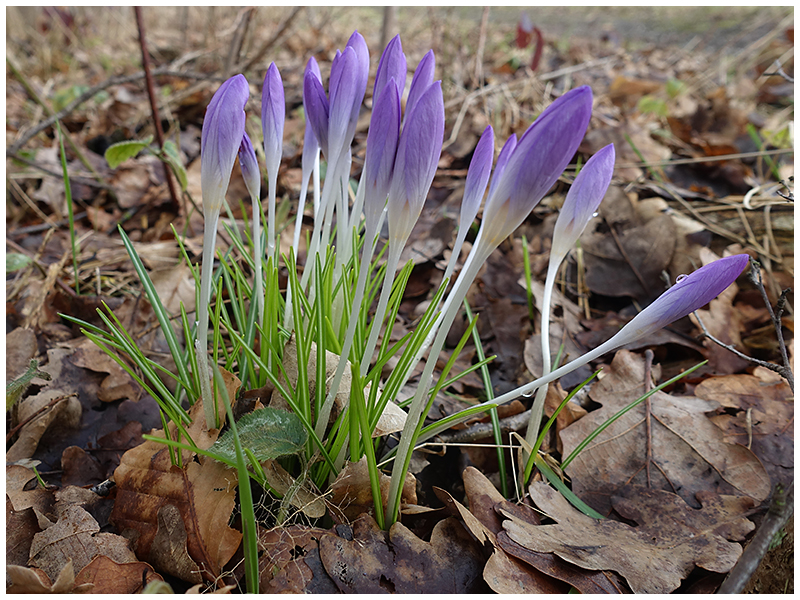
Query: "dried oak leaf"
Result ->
[[29, 504, 137, 583], [696, 366, 793, 487], [560, 350, 770, 514], [6, 559, 93, 594], [436, 468, 567, 594], [319, 513, 486, 593], [501, 481, 753, 594], [6, 464, 55, 516], [70, 339, 139, 402], [258, 525, 339, 594], [7, 497, 41, 567], [110, 370, 242, 582], [73, 555, 163, 593], [328, 456, 416, 523]]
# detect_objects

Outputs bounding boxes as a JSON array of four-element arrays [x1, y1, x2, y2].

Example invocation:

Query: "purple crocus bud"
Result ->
[[487, 133, 517, 201], [238, 132, 261, 200], [374, 34, 407, 100], [201, 74, 249, 213], [405, 50, 435, 116], [303, 68, 329, 157], [550, 143, 614, 259], [363, 79, 401, 232], [459, 126, 494, 231], [261, 62, 285, 181], [480, 86, 593, 247], [387, 80, 444, 245], [613, 254, 750, 345], [328, 46, 360, 162]]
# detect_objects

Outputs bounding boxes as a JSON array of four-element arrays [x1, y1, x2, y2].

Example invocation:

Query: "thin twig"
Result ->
[[643, 349, 654, 488], [747, 258, 794, 391], [717, 482, 793, 594], [134, 7, 181, 213], [236, 6, 303, 73], [7, 393, 78, 444], [6, 69, 226, 156], [225, 7, 255, 75]]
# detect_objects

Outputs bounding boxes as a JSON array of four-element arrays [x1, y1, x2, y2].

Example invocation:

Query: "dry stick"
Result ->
[[6, 393, 77, 444], [6, 69, 226, 157], [473, 7, 490, 87], [134, 7, 181, 213], [379, 6, 397, 51], [6, 56, 101, 182], [693, 259, 793, 391], [717, 481, 793, 594], [236, 6, 304, 73], [642, 349, 654, 488], [224, 7, 255, 76]]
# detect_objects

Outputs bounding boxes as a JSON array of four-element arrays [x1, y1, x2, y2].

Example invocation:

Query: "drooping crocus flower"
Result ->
[[198, 73, 249, 428], [262, 62, 285, 262], [414, 254, 752, 462], [479, 86, 593, 250], [238, 132, 264, 326], [525, 143, 615, 458]]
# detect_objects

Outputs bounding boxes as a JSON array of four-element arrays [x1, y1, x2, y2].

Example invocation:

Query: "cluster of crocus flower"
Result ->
[[197, 31, 750, 525]]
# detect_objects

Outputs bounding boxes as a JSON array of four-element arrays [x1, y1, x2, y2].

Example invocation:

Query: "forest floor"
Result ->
[[5, 6, 794, 594]]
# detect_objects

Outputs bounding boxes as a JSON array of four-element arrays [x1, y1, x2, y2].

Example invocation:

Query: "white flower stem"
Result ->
[[251, 194, 264, 326], [360, 241, 403, 377], [197, 209, 220, 429], [315, 221, 379, 440], [524, 254, 560, 456], [386, 239, 491, 523]]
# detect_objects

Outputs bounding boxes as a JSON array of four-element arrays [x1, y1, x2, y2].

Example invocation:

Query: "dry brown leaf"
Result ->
[[501, 481, 753, 593], [6, 464, 55, 515], [29, 504, 137, 582], [7, 497, 41, 567], [7, 347, 83, 462], [697, 367, 793, 486], [150, 262, 197, 314], [110, 370, 242, 582], [148, 504, 203, 584], [583, 211, 677, 303], [73, 555, 163, 593], [6, 559, 93, 594], [560, 350, 771, 514], [319, 513, 486, 593], [690, 248, 750, 374], [328, 456, 416, 523], [5, 327, 38, 382], [437, 469, 568, 594], [258, 525, 340, 594], [69, 339, 139, 402], [262, 459, 326, 519]]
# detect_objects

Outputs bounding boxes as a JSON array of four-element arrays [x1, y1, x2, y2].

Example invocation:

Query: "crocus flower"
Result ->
[[550, 143, 614, 260], [362, 78, 401, 235], [405, 50, 435, 118], [201, 74, 249, 214], [487, 133, 517, 202], [386, 80, 445, 246], [303, 66, 329, 158], [262, 62, 285, 261], [261, 63, 285, 188], [443, 125, 494, 284], [238, 132, 261, 200], [480, 86, 593, 249], [416, 254, 752, 447], [198, 73, 249, 427], [525, 142, 615, 457], [374, 34, 407, 100]]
